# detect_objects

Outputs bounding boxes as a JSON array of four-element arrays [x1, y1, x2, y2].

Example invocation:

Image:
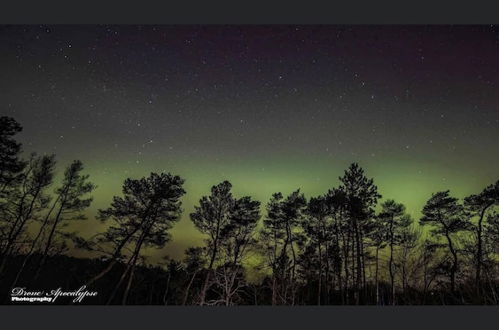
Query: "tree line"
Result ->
[[1, 116, 498, 305]]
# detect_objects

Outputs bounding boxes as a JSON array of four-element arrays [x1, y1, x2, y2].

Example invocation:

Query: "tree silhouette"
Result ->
[[366, 213, 387, 304], [220, 196, 260, 266], [0, 154, 55, 274], [324, 187, 348, 303], [338, 163, 380, 304], [214, 195, 260, 305], [396, 216, 420, 298], [161, 257, 183, 305], [0, 116, 25, 197], [484, 212, 499, 274], [464, 181, 499, 292], [2, 116, 499, 305], [260, 190, 306, 305], [377, 199, 411, 304], [420, 191, 470, 293], [190, 181, 261, 305], [34, 160, 95, 279], [87, 172, 185, 304], [181, 247, 205, 305], [259, 192, 286, 305], [302, 195, 330, 305], [190, 180, 234, 304]]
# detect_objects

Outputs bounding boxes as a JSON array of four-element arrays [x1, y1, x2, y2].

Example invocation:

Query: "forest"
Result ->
[[1, 115, 499, 305]]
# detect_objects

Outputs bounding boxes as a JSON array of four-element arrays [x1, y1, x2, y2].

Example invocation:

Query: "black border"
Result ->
[[0, 0, 498, 24], [2, 306, 497, 329], [2, 0, 499, 329]]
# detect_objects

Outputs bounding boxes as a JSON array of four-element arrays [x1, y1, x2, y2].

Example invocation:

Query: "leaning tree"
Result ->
[[464, 181, 499, 289], [81, 172, 185, 304], [420, 190, 470, 293]]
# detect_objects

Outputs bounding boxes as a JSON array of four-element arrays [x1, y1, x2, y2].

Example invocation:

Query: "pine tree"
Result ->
[[378, 199, 411, 304], [464, 181, 499, 290], [420, 191, 470, 293], [35, 160, 95, 278], [0, 154, 56, 274], [85, 172, 185, 304], [339, 163, 380, 304], [0, 116, 25, 197]]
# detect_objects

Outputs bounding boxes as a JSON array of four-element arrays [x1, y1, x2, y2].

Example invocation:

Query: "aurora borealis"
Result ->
[[1, 25, 498, 262]]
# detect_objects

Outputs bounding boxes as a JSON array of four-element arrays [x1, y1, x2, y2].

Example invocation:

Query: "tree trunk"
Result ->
[[318, 239, 322, 305], [34, 199, 67, 279], [375, 246, 380, 305], [163, 271, 172, 305], [0, 181, 43, 273], [444, 230, 458, 293], [353, 218, 362, 304], [199, 217, 221, 306], [107, 226, 148, 305], [389, 217, 395, 305], [342, 230, 350, 304], [122, 253, 139, 305], [8, 194, 60, 289], [106, 258, 134, 304], [182, 271, 198, 305], [34, 171, 75, 279], [475, 203, 491, 294]]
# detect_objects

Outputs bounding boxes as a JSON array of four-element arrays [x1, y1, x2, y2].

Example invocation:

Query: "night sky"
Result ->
[[1, 25, 498, 262]]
